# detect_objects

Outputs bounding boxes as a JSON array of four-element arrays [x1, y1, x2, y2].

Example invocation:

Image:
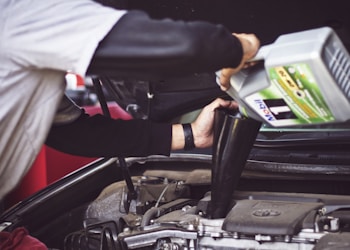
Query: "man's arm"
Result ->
[[45, 97, 237, 157], [46, 112, 172, 157], [87, 10, 243, 79]]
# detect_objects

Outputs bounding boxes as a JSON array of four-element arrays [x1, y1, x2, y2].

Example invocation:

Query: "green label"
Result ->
[[245, 63, 334, 126]]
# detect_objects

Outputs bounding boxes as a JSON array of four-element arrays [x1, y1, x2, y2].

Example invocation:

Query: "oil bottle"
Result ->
[[224, 27, 350, 127]]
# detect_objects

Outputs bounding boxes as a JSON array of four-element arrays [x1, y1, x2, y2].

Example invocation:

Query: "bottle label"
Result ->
[[245, 63, 334, 126]]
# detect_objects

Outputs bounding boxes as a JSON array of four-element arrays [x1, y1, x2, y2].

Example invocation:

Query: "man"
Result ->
[[0, 0, 259, 199]]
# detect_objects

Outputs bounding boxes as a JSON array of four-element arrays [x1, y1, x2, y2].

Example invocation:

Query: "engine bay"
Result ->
[[56, 155, 350, 250]]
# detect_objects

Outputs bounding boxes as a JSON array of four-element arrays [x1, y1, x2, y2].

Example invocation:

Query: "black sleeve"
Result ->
[[45, 112, 172, 157], [87, 10, 243, 79]]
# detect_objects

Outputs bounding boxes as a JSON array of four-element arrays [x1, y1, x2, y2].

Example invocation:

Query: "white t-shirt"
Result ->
[[0, 0, 126, 199]]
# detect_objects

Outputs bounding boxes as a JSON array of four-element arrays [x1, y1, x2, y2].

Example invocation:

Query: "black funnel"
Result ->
[[210, 108, 261, 219]]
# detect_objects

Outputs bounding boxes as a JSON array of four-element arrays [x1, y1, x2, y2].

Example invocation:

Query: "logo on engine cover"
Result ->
[[252, 209, 281, 217]]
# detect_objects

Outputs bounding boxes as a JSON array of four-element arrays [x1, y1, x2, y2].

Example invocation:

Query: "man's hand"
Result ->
[[219, 33, 260, 91], [171, 98, 238, 150], [191, 98, 237, 148]]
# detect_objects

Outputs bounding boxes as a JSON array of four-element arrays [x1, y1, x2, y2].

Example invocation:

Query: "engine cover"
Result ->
[[223, 199, 322, 235]]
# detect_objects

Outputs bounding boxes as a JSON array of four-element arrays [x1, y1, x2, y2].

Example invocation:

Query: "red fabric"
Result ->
[[0, 227, 47, 250], [45, 147, 97, 184], [5, 148, 47, 208], [84, 103, 132, 120]]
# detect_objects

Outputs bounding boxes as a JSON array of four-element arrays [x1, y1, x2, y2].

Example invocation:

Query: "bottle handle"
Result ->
[[248, 44, 271, 62], [216, 44, 270, 98]]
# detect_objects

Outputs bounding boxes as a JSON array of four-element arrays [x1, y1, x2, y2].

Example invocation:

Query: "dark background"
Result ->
[[100, 0, 350, 51]]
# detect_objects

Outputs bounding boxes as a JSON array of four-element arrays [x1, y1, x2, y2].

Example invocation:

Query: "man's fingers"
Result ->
[[219, 68, 237, 91], [210, 98, 238, 110]]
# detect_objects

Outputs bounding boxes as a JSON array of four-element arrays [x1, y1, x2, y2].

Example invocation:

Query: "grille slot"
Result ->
[[323, 40, 350, 99]]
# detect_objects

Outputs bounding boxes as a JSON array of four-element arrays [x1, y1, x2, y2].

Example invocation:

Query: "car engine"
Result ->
[[61, 170, 350, 250]]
